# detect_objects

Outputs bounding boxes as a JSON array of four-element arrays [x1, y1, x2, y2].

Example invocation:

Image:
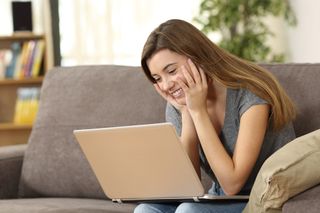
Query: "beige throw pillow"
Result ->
[[243, 129, 320, 213]]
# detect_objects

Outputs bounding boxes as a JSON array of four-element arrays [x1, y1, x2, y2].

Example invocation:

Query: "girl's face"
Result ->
[[147, 49, 188, 105]]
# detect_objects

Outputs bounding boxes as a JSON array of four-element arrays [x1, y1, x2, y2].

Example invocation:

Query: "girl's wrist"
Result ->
[[189, 107, 208, 121], [180, 107, 188, 115]]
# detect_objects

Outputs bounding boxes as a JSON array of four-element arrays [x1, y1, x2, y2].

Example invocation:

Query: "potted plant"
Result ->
[[194, 0, 297, 62]]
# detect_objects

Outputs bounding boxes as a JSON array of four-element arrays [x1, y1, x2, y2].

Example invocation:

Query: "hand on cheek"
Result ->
[[177, 59, 208, 113]]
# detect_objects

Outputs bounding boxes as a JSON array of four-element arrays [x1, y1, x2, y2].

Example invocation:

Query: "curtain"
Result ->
[[59, 0, 200, 66]]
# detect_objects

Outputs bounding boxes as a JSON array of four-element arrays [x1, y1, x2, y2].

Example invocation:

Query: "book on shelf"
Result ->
[[5, 42, 21, 78], [4, 39, 45, 80], [31, 40, 45, 77], [0, 49, 12, 79], [22, 40, 36, 77], [14, 87, 40, 125], [16, 41, 31, 79]]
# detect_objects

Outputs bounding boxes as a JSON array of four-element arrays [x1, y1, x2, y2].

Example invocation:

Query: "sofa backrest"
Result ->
[[19, 65, 166, 199], [261, 63, 320, 137], [18, 63, 320, 199]]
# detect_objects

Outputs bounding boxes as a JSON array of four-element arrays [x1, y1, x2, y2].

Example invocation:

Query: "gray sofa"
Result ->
[[0, 64, 319, 213]]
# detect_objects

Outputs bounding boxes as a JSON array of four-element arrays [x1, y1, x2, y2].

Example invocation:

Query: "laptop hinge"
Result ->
[[112, 199, 123, 203], [193, 197, 200, 202]]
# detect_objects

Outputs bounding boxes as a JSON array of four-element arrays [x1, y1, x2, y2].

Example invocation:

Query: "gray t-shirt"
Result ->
[[166, 88, 296, 195]]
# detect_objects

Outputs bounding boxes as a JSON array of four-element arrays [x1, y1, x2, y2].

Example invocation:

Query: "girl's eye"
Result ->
[[153, 77, 161, 82], [168, 69, 176, 74]]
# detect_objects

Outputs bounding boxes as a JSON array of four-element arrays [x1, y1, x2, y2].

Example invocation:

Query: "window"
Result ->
[[59, 0, 200, 66]]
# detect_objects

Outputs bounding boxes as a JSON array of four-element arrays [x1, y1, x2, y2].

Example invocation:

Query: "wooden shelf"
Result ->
[[0, 123, 32, 146], [0, 77, 43, 86], [0, 34, 49, 146], [0, 35, 45, 47], [0, 34, 45, 49], [0, 34, 44, 40], [0, 123, 33, 131]]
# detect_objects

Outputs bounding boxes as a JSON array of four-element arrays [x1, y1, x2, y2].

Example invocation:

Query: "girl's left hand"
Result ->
[[177, 59, 208, 114]]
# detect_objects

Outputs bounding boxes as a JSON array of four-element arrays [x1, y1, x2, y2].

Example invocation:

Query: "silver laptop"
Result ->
[[73, 123, 249, 203]]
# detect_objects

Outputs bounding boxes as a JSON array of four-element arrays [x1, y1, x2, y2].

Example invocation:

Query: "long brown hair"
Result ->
[[141, 19, 296, 130]]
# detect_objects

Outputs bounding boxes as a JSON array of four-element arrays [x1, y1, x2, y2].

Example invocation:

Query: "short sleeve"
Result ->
[[165, 103, 182, 136], [238, 89, 269, 117]]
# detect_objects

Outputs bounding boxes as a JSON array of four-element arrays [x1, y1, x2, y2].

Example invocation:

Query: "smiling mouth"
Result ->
[[171, 88, 183, 98]]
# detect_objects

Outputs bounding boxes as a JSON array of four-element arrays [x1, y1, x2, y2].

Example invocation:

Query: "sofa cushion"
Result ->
[[19, 65, 166, 198], [243, 129, 320, 213], [282, 184, 320, 213], [0, 198, 136, 213]]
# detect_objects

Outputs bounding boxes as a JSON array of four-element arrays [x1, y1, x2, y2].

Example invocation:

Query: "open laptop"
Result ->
[[73, 123, 249, 203]]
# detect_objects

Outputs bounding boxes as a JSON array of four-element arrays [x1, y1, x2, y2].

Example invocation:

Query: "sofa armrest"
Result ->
[[0, 144, 27, 199]]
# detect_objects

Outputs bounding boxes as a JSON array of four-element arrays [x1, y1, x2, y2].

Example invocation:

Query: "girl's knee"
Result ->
[[134, 203, 176, 213], [175, 203, 200, 213], [134, 203, 154, 213]]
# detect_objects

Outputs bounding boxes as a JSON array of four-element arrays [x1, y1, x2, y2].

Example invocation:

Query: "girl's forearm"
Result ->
[[180, 110, 201, 177], [190, 109, 240, 194]]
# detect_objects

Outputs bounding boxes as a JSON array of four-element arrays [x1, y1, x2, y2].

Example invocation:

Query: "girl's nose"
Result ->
[[162, 79, 174, 91]]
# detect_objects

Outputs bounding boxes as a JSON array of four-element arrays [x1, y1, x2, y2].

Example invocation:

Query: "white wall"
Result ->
[[286, 0, 320, 62], [0, 0, 14, 34]]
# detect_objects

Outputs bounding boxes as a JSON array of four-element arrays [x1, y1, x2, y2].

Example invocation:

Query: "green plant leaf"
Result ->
[[194, 0, 297, 62]]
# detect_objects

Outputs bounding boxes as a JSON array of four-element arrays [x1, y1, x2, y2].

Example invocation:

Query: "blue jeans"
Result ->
[[134, 183, 247, 213]]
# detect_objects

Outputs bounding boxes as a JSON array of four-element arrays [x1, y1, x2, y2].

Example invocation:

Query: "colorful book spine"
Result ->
[[31, 40, 45, 77], [0, 50, 8, 79], [14, 87, 41, 125], [20, 41, 34, 78], [13, 41, 28, 79], [24, 40, 37, 78], [5, 42, 21, 79]]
